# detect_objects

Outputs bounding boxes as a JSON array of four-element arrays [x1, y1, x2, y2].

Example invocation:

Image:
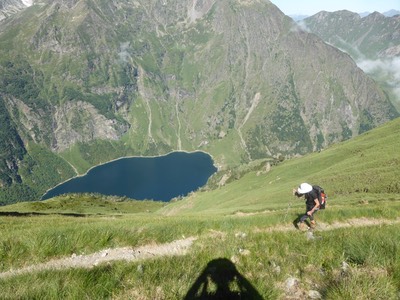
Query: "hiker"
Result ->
[[293, 183, 320, 230]]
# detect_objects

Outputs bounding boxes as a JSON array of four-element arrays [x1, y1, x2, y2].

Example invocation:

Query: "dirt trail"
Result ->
[[1, 218, 399, 279], [0, 237, 196, 280], [260, 217, 400, 233]]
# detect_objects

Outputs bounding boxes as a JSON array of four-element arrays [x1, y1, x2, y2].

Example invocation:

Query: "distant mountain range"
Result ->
[[302, 11, 400, 59], [301, 10, 400, 113], [0, 0, 397, 204], [290, 9, 400, 21]]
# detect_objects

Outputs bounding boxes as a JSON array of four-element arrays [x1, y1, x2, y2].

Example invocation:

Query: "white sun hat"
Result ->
[[297, 183, 313, 194]]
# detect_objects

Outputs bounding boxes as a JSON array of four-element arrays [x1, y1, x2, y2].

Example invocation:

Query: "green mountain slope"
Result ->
[[3, 117, 399, 216], [0, 0, 398, 203], [1, 116, 400, 299], [160, 117, 400, 215]]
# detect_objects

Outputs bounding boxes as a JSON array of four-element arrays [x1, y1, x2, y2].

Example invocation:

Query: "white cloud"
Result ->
[[357, 57, 400, 101], [21, 0, 33, 7], [118, 42, 131, 63], [357, 57, 400, 81], [296, 20, 310, 32]]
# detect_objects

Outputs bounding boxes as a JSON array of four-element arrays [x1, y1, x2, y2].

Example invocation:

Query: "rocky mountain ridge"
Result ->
[[0, 0, 32, 21], [301, 10, 400, 112], [0, 0, 397, 203], [302, 10, 400, 59], [291, 9, 400, 21]]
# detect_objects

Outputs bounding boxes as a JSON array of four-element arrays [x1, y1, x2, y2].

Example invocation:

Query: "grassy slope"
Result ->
[[160, 117, 400, 215], [0, 118, 399, 299], [0, 194, 165, 215]]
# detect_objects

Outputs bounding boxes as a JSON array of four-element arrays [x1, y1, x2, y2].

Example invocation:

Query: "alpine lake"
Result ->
[[42, 151, 217, 202]]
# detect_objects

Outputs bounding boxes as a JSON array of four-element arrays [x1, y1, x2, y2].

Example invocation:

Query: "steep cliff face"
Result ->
[[0, 0, 397, 202], [0, 96, 26, 187], [51, 101, 129, 152], [0, 0, 32, 21]]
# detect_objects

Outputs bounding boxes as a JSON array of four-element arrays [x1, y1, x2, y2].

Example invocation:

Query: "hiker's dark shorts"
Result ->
[[300, 208, 318, 222]]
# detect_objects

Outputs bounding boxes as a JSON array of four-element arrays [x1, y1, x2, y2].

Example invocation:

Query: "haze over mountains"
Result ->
[[0, 0, 398, 203], [290, 9, 400, 21], [301, 10, 400, 112], [302, 11, 400, 59]]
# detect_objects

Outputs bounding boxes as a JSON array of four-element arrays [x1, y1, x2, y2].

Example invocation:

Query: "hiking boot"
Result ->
[[297, 222, 308, 231], [310, 220, 317, 229]]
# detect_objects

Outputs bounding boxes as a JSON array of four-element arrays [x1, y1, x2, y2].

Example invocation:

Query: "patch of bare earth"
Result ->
[[260, 217, 400, 233], [0, 237, 196, 279]]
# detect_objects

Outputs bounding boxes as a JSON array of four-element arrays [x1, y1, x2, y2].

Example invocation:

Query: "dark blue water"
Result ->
[[42, 151, 217, 202]]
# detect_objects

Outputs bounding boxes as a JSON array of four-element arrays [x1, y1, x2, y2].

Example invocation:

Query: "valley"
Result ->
[[0, 1, 399, 298], [0, 0, 398, 203], [0, 118, 399, 298]]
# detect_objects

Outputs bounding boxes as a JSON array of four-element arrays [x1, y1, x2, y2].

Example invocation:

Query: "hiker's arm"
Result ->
[[307, 199, 320, 215]]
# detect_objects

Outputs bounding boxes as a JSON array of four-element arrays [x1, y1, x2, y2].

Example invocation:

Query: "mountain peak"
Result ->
[[383, 9, 400, 17], [364, 11, 385, 20]]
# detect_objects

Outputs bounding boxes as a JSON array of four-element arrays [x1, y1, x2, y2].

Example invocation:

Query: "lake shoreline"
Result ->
[[41, 150, 218, 200]]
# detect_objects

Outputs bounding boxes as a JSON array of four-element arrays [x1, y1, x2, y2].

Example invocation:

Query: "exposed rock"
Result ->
[[52, 101, 128, 152], [341, 261, 351, 274], [269, 261, 281, 275], [285, 276, 300, 293], [0, 0, 31, 21], [235, 232, 247, 239], [308, 290, 322, 299], [238, 248, 250, 256]]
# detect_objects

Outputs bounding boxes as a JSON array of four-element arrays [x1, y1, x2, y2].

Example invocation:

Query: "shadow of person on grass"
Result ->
[[184, 258, 263, 300]]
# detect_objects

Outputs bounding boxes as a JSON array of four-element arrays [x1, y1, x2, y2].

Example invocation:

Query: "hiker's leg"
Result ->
[[297, 213, 309, 230], [310, 220, 316, 229], [299, 212, 309, 223], [309, 211, 317, 228], [299, 215, 307, 223]]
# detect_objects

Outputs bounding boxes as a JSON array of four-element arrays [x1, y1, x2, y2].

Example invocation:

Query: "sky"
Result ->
[[270, 0, 400, 16]]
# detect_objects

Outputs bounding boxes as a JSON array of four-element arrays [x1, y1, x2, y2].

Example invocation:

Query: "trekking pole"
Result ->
[[283, 199, 292, 222], [284, 188, 298, 222]]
